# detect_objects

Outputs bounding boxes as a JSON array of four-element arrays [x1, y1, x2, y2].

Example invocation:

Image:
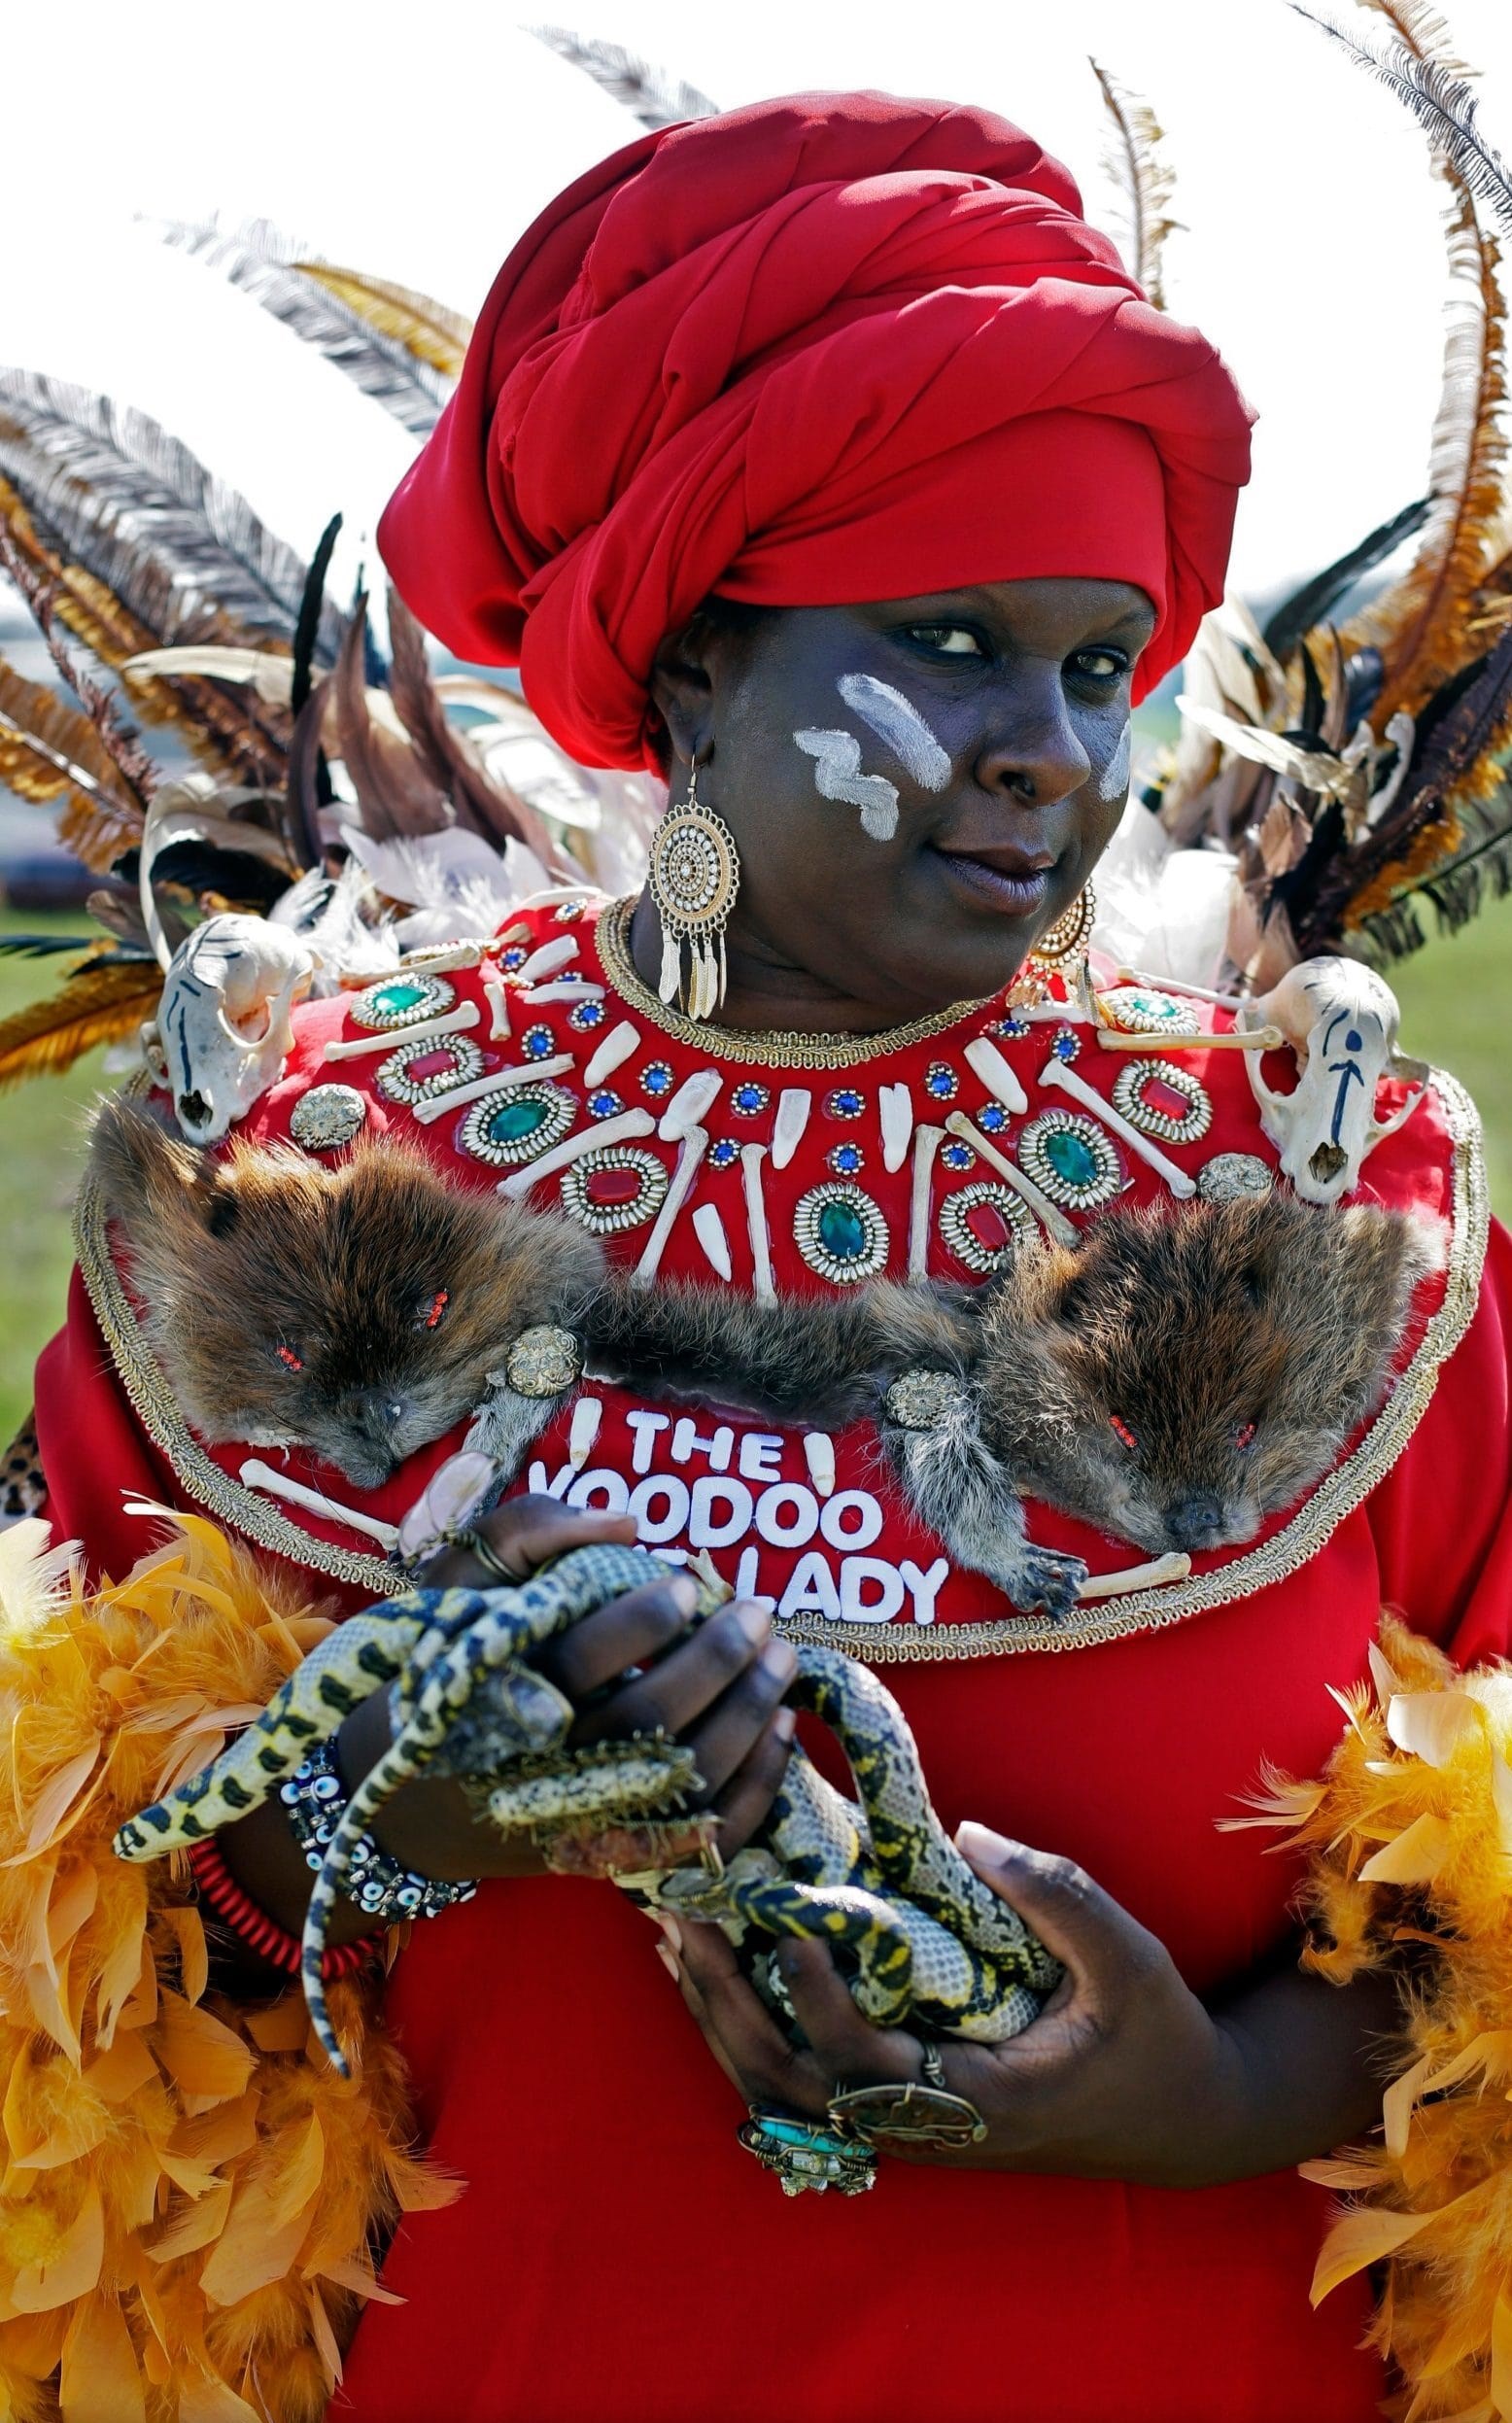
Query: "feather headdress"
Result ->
[[1141, 0, 1512, 979]]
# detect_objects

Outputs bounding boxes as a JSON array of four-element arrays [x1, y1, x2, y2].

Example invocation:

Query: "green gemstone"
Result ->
[[489, 1097, 548, 1143], [376, 981, 429, 1015], [817, 1197, 869, 1260], [1045, 1128, 1102, 1189]]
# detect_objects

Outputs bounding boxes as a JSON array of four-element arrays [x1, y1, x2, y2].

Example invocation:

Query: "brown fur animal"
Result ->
[[90, 1097, 605, 1489], [592, 1195, 1439, 1614]]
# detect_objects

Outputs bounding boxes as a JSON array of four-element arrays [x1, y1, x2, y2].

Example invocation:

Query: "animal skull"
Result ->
[[1240, 956, 1427, 1206], [149, 914, 315, 1144]]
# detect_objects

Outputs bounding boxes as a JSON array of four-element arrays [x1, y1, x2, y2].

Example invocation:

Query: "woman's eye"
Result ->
[[1070, 648, 1128, 681], [903, 624, 986, 658], [415, 1289, 450, 1333]]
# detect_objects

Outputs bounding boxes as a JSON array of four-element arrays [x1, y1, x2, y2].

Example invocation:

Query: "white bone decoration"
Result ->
[[1240, 956, 1427, 1206], [150, 914, 316, 1145]]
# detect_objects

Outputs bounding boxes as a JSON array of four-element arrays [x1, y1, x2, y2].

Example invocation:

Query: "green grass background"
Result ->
[[0, 896, 1508, 1449]]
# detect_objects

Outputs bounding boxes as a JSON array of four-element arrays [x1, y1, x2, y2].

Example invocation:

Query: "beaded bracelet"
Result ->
[[280, 1735, 478, 1924], [186, 1838, 375, 1982]]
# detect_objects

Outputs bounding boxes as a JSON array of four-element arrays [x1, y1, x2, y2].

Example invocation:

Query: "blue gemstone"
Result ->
[[709, 1139, 739, 1168], [500, 947, 527, 972], [830, 1144, 862, 1175], [1045, 1127, 1102, 1189], [827, 1089, 863, 1120], [942, 1140, 974, 1170], [641, 1062, 673, 1096], [996, 1016, 1028, 1039], [588, 1090, 623, 1119], [570, 1000, 606, 1031], [733, 1083, 769, 1115], [925, 1063, 957, 1100], [523, 1025, 554, 1059], [979, 1104, 1008, 1134], [488, 1097, 548, 1143], [1051, 1029, 1080, 1063], [817, 1198, 869, 1260]]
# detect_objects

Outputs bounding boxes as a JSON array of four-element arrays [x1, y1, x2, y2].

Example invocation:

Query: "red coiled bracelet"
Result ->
[[187, 1838, 377, 1982]]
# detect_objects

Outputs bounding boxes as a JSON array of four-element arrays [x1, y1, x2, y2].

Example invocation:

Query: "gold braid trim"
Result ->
[[1230, 1617, 1512, 2421], [73, 1073, 1489, 1658], [0, 1509, 457, 2423]]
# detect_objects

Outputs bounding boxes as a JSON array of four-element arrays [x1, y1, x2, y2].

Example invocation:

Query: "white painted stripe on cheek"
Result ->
[[794, 729, 900, 841], [1097, 724, 1131, 802], [837, 674, 951, 791]]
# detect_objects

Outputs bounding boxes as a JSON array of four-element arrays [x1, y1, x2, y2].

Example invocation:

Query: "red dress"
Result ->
[[36, 896, 1511, 2423]]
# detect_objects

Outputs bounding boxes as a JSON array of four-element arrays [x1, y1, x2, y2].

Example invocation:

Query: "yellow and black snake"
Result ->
[[115, 1543, 1059, 2067]]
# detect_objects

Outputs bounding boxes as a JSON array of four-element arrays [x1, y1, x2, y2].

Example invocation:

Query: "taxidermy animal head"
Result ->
[[90, 1098, 604, 1488], [974, 1194, 1438, 1555]]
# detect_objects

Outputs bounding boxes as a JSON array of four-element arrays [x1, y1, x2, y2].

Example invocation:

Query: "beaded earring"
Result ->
[[647, 757, 741, 1021]]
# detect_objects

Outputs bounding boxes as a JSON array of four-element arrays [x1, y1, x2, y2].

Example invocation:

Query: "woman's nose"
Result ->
[[973, 669, 1092, 808]]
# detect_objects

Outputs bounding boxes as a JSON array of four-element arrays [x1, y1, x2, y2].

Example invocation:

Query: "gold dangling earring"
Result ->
[[647, 757, 741, 1021], [1009, 880, 1097, 1008]]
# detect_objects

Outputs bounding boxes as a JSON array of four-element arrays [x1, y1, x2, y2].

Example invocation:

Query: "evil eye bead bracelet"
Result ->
[[280, 1736, 478, 1923]]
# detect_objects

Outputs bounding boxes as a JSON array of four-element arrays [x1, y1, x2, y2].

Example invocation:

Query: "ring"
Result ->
[[738, 2108, 877, 2198], [826, 2074, 988, 2151], [920, 2043, 948, 2091], [456, 1527, 521, 1586]]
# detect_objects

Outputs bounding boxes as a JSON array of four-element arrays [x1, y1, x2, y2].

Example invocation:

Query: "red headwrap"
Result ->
[[379, 91, 1253, 771]]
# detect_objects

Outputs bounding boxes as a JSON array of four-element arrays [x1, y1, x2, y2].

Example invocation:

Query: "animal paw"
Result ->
[[1013, 1547, 1088, 1619]]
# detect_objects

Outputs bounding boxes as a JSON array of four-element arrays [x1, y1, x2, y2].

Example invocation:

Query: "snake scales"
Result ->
[[114, 1543, 1059, 2071]]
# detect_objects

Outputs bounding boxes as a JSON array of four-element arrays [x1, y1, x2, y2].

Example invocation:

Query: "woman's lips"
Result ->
[[930, 844, 1054, 915]]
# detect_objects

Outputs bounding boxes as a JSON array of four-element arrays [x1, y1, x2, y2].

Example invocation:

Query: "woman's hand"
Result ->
[[663, 1822, 1397, 2189], [415, 1495, 797, 1857]]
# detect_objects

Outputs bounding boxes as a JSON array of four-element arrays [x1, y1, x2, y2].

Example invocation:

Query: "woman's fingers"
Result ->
[[420, 1495, 637, 1588], [955, 1821, 1164, 2009], [680, 1637, 798, 1802], [706, 1706, 796, 1854], [534, 1572, 698, 1701], [670, 1919, 832, 2116], [572, 1598, 783, 1752], [775, 1941, 923, 2084]]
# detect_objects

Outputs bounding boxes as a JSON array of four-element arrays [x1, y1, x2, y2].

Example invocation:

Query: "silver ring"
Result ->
[[458, 1527, 519, 1586], [920, 2042, 947, 2091]]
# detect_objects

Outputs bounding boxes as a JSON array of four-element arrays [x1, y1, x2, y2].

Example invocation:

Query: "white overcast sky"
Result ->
[[4, 0, 1512, 621]]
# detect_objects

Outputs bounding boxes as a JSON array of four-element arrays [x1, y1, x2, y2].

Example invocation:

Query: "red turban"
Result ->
[[379, 91, 1253, 771]]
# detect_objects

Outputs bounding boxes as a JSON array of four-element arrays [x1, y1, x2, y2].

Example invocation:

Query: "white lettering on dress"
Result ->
[[670, 1418, 735, 1471], [778, 1551, 842, 1624], [755, 1484, 820, 1549], [566, 1469, 630, 1516], [901, 1556, 950, 1624], [628, 1474, 692, 1542], [689, 1476, 755, 1549], [625, 1409, 670, 1473], [818, 1490, 884, 1551], [739, 1433, 785, 1483], [840, 1558, 908, 1623]]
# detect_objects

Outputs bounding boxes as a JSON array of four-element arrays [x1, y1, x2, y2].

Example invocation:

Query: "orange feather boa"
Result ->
[[1230, 1615, 1512, 2421], [0, 1507, 457, 2423]]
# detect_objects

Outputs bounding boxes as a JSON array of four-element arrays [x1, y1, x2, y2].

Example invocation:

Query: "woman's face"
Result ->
[[649, 576, 1156, 1022]]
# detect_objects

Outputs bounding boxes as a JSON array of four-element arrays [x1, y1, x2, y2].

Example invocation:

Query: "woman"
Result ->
[[26, 91, 1512, 2423]]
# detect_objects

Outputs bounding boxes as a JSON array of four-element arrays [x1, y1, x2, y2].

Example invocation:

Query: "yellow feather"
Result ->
[[0, 963, 162, 1093], [0, 660, 123, 812], [292, 261, 472, 378], [1089, 60, 1180, 311], [0, 1513, 449, 2421], [55, 786, 144, 877]]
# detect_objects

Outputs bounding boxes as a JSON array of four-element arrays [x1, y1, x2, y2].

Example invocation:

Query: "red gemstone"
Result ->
[[1142, 1075, 1192, 1122], [585, 1165, 644, 1206], [964, 1200, 1012, 1252], [408, 1046, 460, 1081]]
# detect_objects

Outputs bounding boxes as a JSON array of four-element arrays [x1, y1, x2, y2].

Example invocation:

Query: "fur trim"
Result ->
[[1228, 1616, 1512, 2418], [0, 1510, 457, 2422]]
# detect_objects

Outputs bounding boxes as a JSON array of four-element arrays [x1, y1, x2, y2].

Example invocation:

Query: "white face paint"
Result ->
[[793, 729, 901, 841], [836, 674, 951, 792], [1097, 723, 1132, 803]]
